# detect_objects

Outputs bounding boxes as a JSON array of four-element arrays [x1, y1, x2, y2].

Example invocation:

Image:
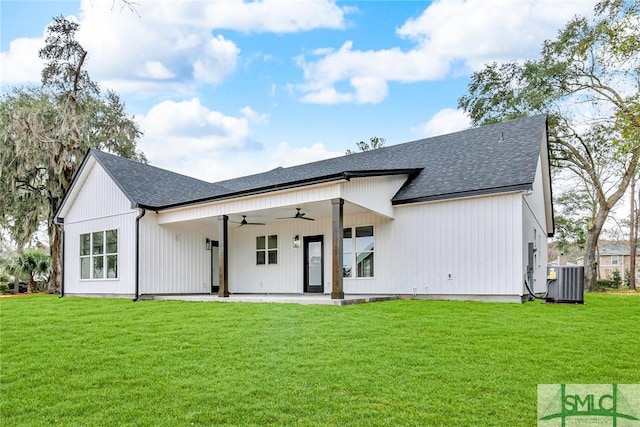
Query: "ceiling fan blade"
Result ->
[[232, 215, 264, 226], [278, 208, 312, 220]]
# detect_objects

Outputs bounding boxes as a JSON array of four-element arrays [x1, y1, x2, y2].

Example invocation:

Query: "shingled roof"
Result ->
[[70, 114, 548, 211], [90, 150, 227, 208], [215, 114, 548, 205]]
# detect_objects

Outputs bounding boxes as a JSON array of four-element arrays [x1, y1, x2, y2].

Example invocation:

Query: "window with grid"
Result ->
[[80, 229, 118, 279], [342, 226, 374, 278], [256, 235, 277, 265]]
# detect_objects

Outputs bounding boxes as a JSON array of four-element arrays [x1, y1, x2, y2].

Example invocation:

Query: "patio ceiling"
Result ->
[[188, 199, 372, 228]]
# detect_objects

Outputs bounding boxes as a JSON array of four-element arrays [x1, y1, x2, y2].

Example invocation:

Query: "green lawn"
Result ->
[[1, 294, 638, 426]]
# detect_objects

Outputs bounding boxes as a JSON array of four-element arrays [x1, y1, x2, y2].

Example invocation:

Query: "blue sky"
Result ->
[[1, 0, 598, 182]]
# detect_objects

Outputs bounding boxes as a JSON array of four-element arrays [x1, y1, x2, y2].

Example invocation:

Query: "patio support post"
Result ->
[[331, 198, 344, 299], [218, 215, 229, 297]]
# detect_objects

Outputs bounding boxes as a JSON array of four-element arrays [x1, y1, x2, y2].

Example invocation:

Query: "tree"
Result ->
[[629, 177, 638, 290], [611, 269, 623, 289], [0, 16, 145, 292], [346, 136, 386, 155], [458, 0, 640, 290], [6, 249, 51, 293], [553, 189, 594, 254]]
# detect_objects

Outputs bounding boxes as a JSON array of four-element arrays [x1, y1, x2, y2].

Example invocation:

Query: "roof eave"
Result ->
[[54, 149, 96, 221], [148, 173, 348, 211], [147, 169, 422, 211], [391, 183, 533, 205]]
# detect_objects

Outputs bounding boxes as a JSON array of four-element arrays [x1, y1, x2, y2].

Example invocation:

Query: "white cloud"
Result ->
[[137, 61, 175, 80], [192, 35, 240, 84], [0, 36, 45, 85], [396, 0, 595, 69], [296, 41, 448, 104], [98, 79, 195, 100], [1, 0, 353, 94], [138, 98, 261, 167], [412, 108, 471, 137], [75, 1, 241, 92], [295, 0, 598, 104], [240, 106, 269, 125], [136, 97, 340, 181], [299, 86, 353, 104], [147, 140, 343, 183], [267, 141, 343, 170], [200, 0, 350, 33], [77, 0, 350, 94]]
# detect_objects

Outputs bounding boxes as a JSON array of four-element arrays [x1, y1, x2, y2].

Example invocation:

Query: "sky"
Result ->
[[1, 0, 600, 184]]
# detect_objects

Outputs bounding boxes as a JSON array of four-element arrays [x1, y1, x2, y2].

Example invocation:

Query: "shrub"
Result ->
[[624, 269, 631, 287], [611, 270, 622, 289], [5, 250, 51, 293], [595, 279, 616, 290]]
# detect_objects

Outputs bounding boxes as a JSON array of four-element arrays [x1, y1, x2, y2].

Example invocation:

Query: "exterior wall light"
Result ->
[[205, 238, 211, 251], [292, 235, 301, 248]]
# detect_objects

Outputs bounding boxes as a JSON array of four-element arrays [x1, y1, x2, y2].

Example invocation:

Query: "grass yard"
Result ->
[[1, 294, 638, 426]]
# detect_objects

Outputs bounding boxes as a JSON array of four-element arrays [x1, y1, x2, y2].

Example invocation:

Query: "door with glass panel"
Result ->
[[210, 241, 219, 293], [303, 236, 323, 293]]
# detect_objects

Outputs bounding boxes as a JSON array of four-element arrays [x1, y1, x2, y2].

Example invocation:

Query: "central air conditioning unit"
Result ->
[[545, 266, 584, 304]]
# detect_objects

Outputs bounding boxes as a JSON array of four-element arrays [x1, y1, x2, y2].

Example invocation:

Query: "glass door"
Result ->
[[304, 236, 323, 293]]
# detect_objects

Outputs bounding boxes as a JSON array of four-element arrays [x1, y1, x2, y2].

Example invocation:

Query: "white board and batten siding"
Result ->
[[229, 217, 332, 293], [152, 175, 409, 294], [138, 215, 211, 295], [522, 156, 550, 294], [63, 163, 137, 295], [226, 191, 525, 297], [347, 192, 525, 297], [341, 175, 408, 218]]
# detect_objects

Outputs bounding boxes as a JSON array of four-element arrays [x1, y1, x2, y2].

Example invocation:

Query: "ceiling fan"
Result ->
[[277, 208, 315, 221], [230, 215, 265, 227]]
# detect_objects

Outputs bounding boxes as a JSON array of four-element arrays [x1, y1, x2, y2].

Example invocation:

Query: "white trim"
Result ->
[[64, 212, 134, 226], [56, 157, 97, 220]]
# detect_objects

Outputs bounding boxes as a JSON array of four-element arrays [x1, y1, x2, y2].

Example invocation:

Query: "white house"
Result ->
[[54, 115, 554, 302]]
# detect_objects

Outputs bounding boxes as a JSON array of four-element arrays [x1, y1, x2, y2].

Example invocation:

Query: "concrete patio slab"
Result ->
[[140, 294, 399, 306]]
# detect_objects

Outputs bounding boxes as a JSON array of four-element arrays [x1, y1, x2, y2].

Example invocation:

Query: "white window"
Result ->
[[80, 229, 118, 280], [611, 255, 619, 265], [256, 235, 277, 265], [343, 226, 374, 278]]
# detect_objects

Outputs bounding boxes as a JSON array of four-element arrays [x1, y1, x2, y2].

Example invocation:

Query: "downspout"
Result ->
[[133, 208, 146, 301], [56, 223, 65, 298]]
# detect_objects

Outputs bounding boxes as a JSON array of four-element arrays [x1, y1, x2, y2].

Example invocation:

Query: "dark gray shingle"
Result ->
[[91, 114, 547, 209], [91, 150, 228, 208]]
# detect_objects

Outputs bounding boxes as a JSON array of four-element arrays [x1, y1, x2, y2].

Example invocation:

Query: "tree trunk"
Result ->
[[27, 278, 37, 294], [49, 223, 62, 293], [630, 178, 637, 291], [583, 208, 610, 291], [582, 153, 640, 291], [13, 276, 19, 295]]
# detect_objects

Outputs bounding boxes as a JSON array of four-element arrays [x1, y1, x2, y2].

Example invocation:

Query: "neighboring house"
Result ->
[[576, 243, 640, 280], [54, 114, 554, 303], [548, 254, 578, 267]]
